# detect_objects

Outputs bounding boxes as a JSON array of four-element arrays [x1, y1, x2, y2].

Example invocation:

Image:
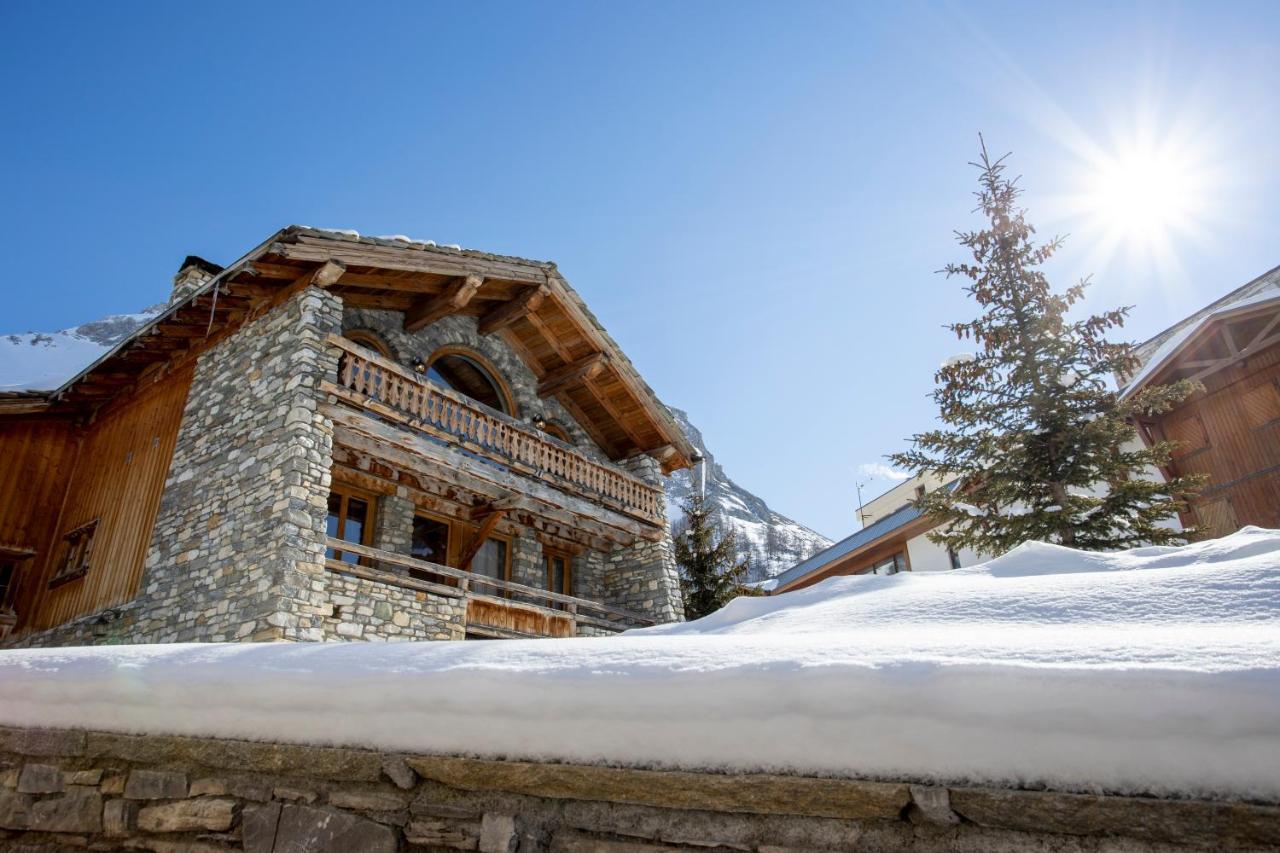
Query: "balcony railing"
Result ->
[[326, 335, 665, 526], [324, 537, 656, 637]]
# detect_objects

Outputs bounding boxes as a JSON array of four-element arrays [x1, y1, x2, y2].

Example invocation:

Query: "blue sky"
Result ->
[[3, 1, 1278, 540]]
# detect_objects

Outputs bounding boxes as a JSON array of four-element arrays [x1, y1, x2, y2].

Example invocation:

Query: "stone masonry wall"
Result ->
[[0, 725, 1275, 852], [323, 573, 465, 641], [603, 455, 684, 623], [10, 287, 345, 648]]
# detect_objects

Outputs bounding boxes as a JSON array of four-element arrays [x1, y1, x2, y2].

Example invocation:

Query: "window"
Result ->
[[344, 330, 394, 360], [541, 422, 572, 444], [471, 538, 509, 582], [0, 551, 30, 611], [51, 519, 98, 587], [410, 514, 453, 584], [546, 550, 572, 597], [867, 552, 905, 576], [425, 348, 516, 415], [326, 487, 375, 564], [1242, 379, 1280, 430]]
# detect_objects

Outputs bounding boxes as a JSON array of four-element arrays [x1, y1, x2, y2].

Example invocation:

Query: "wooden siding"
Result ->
[[466, 598, 574, 638], [0, 417, 78, 622], [19, 368, 193, 633], [1153, 342, 1280, 538]]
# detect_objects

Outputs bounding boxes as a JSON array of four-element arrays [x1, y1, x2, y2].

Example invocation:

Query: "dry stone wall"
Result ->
[[0, 725, 1275, 852]]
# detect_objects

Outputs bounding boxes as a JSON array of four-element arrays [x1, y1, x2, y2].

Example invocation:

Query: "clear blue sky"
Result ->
[[3, 1, 1278, 540]]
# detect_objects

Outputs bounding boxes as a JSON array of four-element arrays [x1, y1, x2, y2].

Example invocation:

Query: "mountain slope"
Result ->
[[664, 407, 831, 582], [0, 307, 165, 391]]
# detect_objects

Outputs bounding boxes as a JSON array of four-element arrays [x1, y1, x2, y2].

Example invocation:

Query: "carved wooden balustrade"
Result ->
[[324, 538, 656, 638], [325, 335, 665, 526]]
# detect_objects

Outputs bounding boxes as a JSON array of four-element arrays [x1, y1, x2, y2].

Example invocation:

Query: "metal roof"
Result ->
[[769, 501, 924, 591]]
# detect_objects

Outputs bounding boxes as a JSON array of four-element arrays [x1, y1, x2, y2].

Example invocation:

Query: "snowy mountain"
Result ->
[[664, 407, 831, 582], [0, 306, 165, 391]]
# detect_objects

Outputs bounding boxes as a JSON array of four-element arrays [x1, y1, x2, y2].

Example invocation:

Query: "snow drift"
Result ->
[[1, 527, 1278, 800]]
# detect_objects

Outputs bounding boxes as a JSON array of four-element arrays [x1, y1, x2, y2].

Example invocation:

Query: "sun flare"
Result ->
[[1085, 145, 1198, 244]]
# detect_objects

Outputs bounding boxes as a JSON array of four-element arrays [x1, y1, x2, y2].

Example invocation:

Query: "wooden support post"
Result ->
[[478, 284, 548, 336], [404, 274, 484, 332], [458, 505, 508, 571], [538, 352, 608, 397]]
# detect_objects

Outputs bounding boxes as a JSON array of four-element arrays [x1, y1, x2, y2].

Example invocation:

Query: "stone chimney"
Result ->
[[171, 255, 224, 305]]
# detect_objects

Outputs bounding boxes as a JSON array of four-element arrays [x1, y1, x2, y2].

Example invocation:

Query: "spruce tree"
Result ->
[[889, 139, 1204, 554], [675, 493, 752, 619]]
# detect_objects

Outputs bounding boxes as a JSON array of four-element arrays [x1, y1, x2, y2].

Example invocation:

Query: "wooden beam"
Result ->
[[478, 284, 548, 336], [583, 374, 649, 449], [310, 259, 348, 288], [404, 274, 484, 332], [324, 403, 657, 542], [276, 236, 548, 284], [458, 507, 509, 571], [538, 352, 608, 397]]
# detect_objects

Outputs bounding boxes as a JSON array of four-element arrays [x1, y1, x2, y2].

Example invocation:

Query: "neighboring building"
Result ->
[[1119, 265, 1280, 538], [0, 227, 697, 645], [768, 475, 983, 594]]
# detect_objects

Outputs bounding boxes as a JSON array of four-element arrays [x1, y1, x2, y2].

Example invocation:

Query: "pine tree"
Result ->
[[675, 493, 752, 619], [889, 139, 1204, 554]]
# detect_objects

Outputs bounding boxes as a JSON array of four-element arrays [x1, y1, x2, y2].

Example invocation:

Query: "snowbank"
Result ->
[[1, 528, 1279, 800]]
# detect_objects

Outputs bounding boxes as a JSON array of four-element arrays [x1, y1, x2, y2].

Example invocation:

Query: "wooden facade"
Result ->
[[1127, 296, 1280, 538], [0, 366, 192, 634]]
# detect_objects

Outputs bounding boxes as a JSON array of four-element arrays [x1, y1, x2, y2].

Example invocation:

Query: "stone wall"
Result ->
[[602, 455, 684, 622], [0, 725, 1275, 852], [9, 286, 345, 649], [322, 573, 464, 642]]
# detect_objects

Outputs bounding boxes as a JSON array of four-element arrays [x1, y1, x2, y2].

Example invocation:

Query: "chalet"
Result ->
[[0, 227, 697, 645], [1119, 264, 1280, 537]]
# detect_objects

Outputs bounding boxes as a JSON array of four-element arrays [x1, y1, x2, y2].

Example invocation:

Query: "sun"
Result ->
[[1081, 141, 1202, 249]]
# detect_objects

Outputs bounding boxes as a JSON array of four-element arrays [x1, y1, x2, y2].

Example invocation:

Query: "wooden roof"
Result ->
[[5, 227, 695, 472], [1121, 289, 1280, 399]]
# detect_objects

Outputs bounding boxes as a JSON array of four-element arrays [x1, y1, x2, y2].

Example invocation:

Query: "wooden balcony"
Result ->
[[323, 335, 665, 527], [324, 538, 656, 638]]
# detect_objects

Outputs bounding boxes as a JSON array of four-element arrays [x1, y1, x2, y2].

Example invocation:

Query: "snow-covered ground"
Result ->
[[1, 529, 1279, 801]]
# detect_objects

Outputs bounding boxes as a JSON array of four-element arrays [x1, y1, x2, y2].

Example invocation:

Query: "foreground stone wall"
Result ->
[[0, 726, 1275, 852]]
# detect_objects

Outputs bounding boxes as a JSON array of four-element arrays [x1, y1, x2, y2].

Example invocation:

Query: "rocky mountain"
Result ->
[[664, 407, 831, 582], [0, 310, 832, 581]]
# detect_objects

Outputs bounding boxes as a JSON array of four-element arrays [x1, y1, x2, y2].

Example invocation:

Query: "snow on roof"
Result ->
[[1121, 281, 1280, 398], [3, 526, 1277, 800]]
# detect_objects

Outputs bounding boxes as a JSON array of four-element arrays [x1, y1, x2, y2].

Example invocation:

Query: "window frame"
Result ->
[[343, 329, 395, 360], [467, 531, 513, 585], [545, 547, 573, 598], [326, 484, 378, 565], [50, 519, 98, 588], [424, 346, 518, 417]]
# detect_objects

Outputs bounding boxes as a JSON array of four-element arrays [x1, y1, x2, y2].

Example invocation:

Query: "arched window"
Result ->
[[425, 347, 517, 416], [344, 329, 394, 360], [541, 422, 572, 444]]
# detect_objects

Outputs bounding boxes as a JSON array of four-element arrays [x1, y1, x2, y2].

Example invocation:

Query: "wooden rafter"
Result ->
[[583, 374, 649, 449], [404, 274, 484, 332], [538, 352, 608, 397], [478, 284, 548, 336]]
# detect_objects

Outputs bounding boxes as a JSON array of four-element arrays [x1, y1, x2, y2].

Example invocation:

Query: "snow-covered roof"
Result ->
[[1126, 263, 1280, 397], [1, 526, 1277, 799], [769, 501, 926, 591], [1120, 284, 1280, 398]]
